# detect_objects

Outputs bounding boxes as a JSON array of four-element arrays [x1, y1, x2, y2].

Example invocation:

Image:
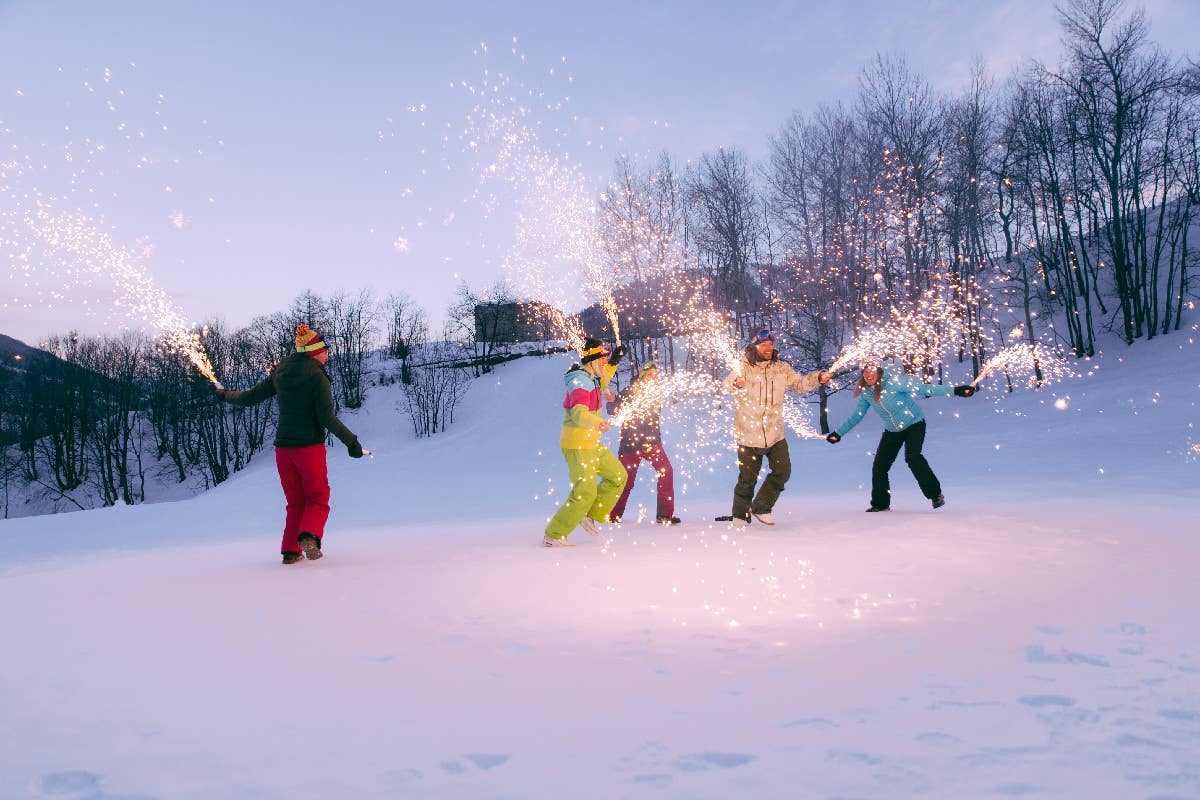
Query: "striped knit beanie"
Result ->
[[295, 324, 328, 354], [580, 337, 609, 365]]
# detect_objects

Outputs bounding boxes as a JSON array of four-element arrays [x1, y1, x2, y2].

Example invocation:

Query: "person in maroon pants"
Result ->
[[217, 323, 365, 564], [607, 362, 680, 525]]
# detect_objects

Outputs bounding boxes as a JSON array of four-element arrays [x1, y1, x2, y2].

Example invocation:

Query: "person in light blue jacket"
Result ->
[[826, 360, 977, 511]]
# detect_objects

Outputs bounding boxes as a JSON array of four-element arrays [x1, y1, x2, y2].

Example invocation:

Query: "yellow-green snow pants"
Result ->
[[545, 447, 627, 539]]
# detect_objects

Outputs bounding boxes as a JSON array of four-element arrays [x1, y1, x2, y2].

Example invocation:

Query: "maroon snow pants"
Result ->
[[611, 444, 674, 521], [275, 444, 330, 554]]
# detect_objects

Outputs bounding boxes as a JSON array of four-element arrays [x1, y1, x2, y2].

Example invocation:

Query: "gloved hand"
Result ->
[[214, 387, 229, 401], [607, 344, 628, 366], [954, 385, 976, 397], [347, 439, 364, 458], [826, 432, 841, 444]]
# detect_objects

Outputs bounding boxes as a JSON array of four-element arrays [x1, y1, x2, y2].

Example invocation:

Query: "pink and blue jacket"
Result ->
[[559, 363, 616, 450]]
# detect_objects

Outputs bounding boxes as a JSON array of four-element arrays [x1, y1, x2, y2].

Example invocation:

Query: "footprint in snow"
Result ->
[[1159, 709, 1200, 722], [958, 745, 1050, 766], [928, 699, 1003, 710], [1018, 695, 1076, 708], [1024, 644, 1109, 667], [1119, 622, 1148, 635], [463, 753, 509, 770], [782, 717, 838, 730], [439, 760, 466, 775], [36, 771, 101, 797], [1114, 734, 1172, 749], [826, 750, 882, 766], [378, 768, 423, 789], [614, 741, 671, 772], [631, 773, 673, 786], [674, 752, 756, 771], [34, 771, 157, 800]]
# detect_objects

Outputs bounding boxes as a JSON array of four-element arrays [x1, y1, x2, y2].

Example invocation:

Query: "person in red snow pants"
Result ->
[[217, 323, 365, 564], [607, 362, 680, 524]]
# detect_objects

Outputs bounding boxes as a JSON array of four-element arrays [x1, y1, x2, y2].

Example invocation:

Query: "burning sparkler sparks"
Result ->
[[2, 64, 223, 384]]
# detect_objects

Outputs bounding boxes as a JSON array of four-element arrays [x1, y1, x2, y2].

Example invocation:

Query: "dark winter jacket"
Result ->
[[607, 383, 663, 453], [221, 353, 358, 449]]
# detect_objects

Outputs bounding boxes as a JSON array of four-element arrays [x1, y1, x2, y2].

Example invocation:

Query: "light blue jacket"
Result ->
[[834, 370, 954, 436]]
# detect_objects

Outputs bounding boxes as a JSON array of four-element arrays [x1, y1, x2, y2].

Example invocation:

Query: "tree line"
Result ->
[[0, 289, 478, 518], [593, 0, 1199, 386]]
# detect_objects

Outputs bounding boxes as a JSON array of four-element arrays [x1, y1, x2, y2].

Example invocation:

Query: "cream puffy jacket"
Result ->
[[722, 353, 824, 448]]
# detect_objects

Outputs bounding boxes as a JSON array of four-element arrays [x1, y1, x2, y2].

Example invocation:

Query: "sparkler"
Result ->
[[971, 342, 1069, 388], [3, 65, 222, 383], [19, 206, 221, 385]]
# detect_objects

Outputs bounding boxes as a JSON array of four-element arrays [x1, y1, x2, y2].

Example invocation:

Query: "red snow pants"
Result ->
[[611, 444, 674, 520], [275, 444, 330, 554]]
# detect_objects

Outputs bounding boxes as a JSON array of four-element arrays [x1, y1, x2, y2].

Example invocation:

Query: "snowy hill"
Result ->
[[1, 333, 1198, 799]]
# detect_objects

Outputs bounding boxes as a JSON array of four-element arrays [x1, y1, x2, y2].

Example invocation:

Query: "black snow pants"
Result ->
[[871, 419, 940, 510], [732, 439, 791, 521]]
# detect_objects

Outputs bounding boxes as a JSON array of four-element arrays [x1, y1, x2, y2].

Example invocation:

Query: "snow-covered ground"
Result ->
[[2, 334, 1198, 799]]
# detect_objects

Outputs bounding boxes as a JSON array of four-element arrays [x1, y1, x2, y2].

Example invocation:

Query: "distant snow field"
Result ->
[[2, 337, 1198, 799]]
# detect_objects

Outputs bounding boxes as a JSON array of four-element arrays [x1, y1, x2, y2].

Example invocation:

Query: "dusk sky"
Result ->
[[2, 0, 1197, 343]]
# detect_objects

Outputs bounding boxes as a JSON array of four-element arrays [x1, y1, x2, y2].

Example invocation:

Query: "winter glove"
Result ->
[[347, 439, 364, 459], [953, 385, 976, 397], [607, 344, 628, 366], [826, 432, 841, 444]]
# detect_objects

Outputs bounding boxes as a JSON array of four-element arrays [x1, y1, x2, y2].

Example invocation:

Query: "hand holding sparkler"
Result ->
[[607, 344, 628, 366], [826, 432, 841, 444], [953, 385, 977, 398], [348, 440, 366, 459], [818, 370, 833, 385], [597, 418, 612, 433], [732, 376, 746, 389]]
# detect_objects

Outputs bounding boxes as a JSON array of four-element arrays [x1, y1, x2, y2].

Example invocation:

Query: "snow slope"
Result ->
[[1, 334, 1198, 799]]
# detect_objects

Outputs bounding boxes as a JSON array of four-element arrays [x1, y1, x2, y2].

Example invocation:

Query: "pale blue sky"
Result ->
[[1, 0, 1197, 342]]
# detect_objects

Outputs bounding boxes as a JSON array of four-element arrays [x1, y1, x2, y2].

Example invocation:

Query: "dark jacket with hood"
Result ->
[[222, 353, 358, 449], [607, 381, 663, 453]]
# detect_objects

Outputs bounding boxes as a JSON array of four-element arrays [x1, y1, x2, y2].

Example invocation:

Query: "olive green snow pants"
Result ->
[[545, 447, 628, 539]]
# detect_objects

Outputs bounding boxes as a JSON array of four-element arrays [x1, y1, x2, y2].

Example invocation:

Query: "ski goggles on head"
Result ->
[[751, 329, 774, 344]]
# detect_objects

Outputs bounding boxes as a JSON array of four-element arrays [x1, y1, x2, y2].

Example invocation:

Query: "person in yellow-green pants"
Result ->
[[543, 337, 628, 547]]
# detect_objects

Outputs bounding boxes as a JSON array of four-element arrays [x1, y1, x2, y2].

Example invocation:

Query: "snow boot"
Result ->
[[730, 517, 750, 531], [542, 534, 576, 548], [298, 533, 323, 561], [932, 494, 946, 509], [656, 516, 682, 525], [579, 517, 601, 536], [865, 506, 890, 513], [281, 552, 303, 565], [752, 511, 776, 526]]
